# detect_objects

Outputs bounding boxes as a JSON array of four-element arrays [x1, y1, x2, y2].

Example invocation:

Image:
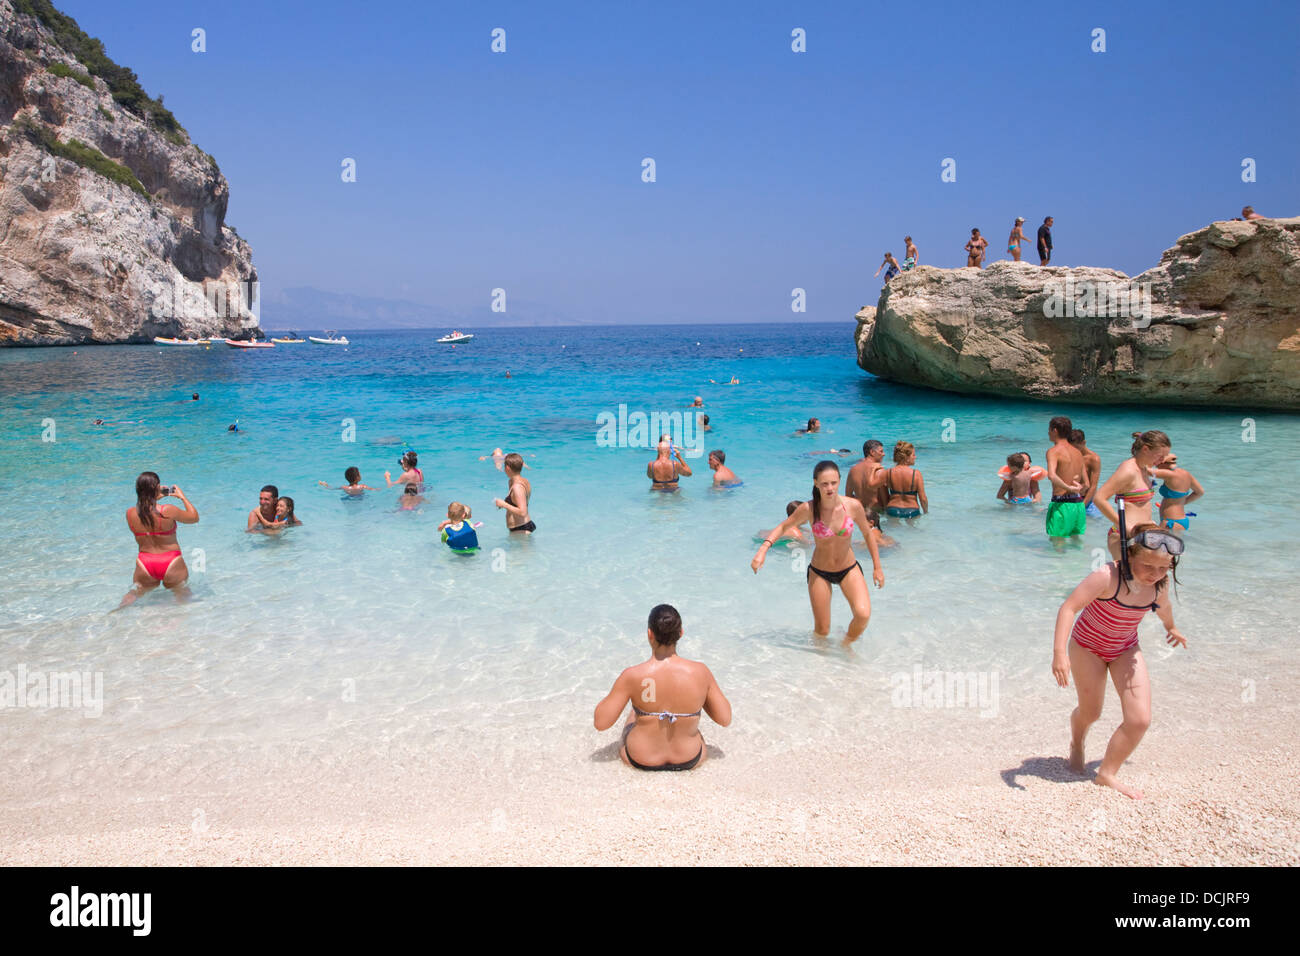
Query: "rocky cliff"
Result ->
[[0, 0, 258, 345], [855, 217, 1300, 409]]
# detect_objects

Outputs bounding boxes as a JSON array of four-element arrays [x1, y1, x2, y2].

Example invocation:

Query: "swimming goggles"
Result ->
[[1132, 529, 1184, 555]]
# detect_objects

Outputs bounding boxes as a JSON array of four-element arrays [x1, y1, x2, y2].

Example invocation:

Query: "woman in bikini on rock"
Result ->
[[120, 471, 199, 608], [593, 604, 732, 772], [1007, 217, 1029, 262], [751, 460, 884, 645]]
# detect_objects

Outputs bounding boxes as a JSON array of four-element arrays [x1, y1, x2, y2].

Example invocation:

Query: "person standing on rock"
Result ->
[[1044, 416, 1088, 544], [874, 252, 903, 286], [1037, 217, 1054, 265], [1007, 218, 1030, 262], [902, 236, 918, 271], [965, 228, 988, 268]]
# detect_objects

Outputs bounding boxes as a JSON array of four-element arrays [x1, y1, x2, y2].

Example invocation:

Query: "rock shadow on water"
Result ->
[[1001, 755, 1099, 790]]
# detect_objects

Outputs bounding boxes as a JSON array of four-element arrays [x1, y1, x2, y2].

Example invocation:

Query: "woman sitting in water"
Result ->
[[1053, 523, 1187, 799], [593, 604, 732, 771], [870, 440, 928, 520], [751, 460, 885, 645], [121, 472, 199, 607], [1093, 430, 1170, 560], [795, 417, 821, 435], [1150, 453, 1203, 534]]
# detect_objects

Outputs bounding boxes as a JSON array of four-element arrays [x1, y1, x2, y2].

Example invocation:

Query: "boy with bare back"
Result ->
[[1044, 416, 1087, 541]]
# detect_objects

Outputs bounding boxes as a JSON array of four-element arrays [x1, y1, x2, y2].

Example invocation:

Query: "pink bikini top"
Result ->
[[812, 508, 854, 539]]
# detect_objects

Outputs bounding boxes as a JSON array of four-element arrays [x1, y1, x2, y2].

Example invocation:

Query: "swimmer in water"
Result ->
[[647, 440, 692, 492], [385, 450, 424, 489], [494, 452, 535, 533], [593, 604, 732, 772], [699, 414, 711, 432], [479, 448, 531, 471], [757, 500, 810, 546], [1053, 523, 1187, 799], [795, 418, 821, 435], [708, 377, 740, 386], [398, 483, 427, 510], [319, 466, 374, 497], [119, 472, 199, 608], [752, 460, 885, 645], [707, 449, 741, 487], [689, 396, 704, 408], [997, 454, 1038, 504]]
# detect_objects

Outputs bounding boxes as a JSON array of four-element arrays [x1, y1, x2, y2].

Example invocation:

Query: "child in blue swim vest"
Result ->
[[439, 501, 480, 552]]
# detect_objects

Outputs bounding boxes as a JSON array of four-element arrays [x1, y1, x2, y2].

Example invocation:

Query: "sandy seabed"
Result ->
[[2, 687, 1295, 866]]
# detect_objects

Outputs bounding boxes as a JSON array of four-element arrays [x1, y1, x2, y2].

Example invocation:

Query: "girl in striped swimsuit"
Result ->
[[1052, 522, 1188, 800]]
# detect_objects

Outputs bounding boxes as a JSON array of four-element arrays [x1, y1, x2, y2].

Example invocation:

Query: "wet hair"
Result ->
[[261, 484, 279, 499], [648, 604, 682, 646], [864, 439, 883, 457], [710, 449, 725, 465], [401, 451, 418, 469], [865, 510, 881, 529], [892, 440, 914, 464], [135, 471, 162, 530], [1006, 454, 1023, 471], [1124, 522, 1180, 595], [1070, 429, 1086, 444], [1017, 451, 1032, 465], [345, 466, 361, 484], [785, 500, 801, 517], [1049, 415, 1074, 439], [447, 501, 469, 521], [701, 414, 710, 425], [1131, 430, 1171, 458], [809, 460, 841, 524], [277, 497, 295, 521], [404, 483, 418, 495], [806, 418, 820, 432], [504, 452, 524, 473]]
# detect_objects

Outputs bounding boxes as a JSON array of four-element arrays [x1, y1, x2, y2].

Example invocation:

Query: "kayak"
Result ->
[[225, 339, 275, 349]]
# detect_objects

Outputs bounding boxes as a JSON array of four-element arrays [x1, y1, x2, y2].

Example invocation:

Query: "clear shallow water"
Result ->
[[1, 324, 1296, 796]]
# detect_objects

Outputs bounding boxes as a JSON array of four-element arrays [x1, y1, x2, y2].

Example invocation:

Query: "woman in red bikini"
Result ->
[[1052, 522, 1187, 800], [751, 460, 884, 645], [121, 471, 199, 607], [1093, 430, 1171, 560]]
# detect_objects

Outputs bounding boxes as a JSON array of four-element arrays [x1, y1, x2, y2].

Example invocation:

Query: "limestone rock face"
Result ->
[[0, 0, 258, 345], [855, 217, 1300, 409]]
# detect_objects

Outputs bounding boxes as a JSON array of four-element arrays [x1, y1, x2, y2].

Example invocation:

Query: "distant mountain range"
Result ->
[[258, 286, 589, 331]]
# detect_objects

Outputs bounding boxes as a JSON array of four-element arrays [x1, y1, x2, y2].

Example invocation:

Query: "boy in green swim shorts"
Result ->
[[1044, 416, 1088, 543]]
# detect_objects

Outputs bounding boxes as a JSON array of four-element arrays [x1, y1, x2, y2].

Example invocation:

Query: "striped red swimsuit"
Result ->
[[1071, 572, 1159, 663]]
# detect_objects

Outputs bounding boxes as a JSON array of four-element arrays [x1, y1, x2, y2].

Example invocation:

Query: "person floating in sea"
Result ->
[[1151, 452, 1203, 535], [699, 413, 711, 433], [1053, 522, 1187, 799], [689, 396, 704, 408], [593, 604, 732, 772], [494, 452, 535, 533], [1070, 429, 1102, 517], [795, 418, 821, 435], [319, 466, 374, 497], [647, 440, 692, 492], [874, 251, 903, 286], [120, 472, 198, 608], [757, 500, 810, 547], [398, 483, 426, 511], [247, 485, 280, 532], [385, 451, 424, 490], [1037, 216, 1054, 265], [1007, 217, 1029, 262], [902, 236, 918, 271], [708, 449, 741, 487], [751, 460, 885, 646], [1044, 416, 1088, 544], [997, 453, 1040, 504], [439, 502, 480, 552], [708, 376, 740, 385], [965, 228, 988, 268], [869, 440, 927, 521], [846, 439, 888, 515], [1093, 430, 1170, 561]]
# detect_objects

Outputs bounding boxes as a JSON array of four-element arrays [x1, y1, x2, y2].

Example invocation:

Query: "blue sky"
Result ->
[[54, 0, 1300, 324]]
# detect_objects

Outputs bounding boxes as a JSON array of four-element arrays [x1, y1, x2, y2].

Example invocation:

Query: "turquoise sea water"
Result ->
[[1, 323, 1296, 795]]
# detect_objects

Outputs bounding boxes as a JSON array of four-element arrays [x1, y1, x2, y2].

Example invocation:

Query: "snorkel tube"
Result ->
[[1117, 497, 1132, 581]]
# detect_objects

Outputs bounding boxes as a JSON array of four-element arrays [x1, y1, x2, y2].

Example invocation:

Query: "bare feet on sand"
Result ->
[[1069, 738, 1085, 774], [1095, 772, 1144, 800]]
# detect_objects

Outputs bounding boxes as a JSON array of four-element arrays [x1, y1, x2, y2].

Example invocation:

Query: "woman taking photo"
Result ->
[[121, 471, 199, 607], [752, 460, 884, 645]]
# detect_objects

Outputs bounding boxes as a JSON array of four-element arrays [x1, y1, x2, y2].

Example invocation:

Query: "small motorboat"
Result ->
[[271, 332, 306, 343], [154, 337, 204, 346], [225, 338, 275, 349], [309, 331, 349, 345], [436, 331, 474, 344]]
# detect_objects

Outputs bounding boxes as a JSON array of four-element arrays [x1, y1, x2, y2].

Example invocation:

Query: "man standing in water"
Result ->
[[1044, 417, 1087, 543], [246, 484, 279, 532], [846, 440, 887, 514]]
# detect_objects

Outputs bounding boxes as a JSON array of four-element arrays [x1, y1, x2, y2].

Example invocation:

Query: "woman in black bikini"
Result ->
[[593, 604, 731, 771], [751, 460, 885, 644], [493, 452, 535, 533], [871, 440, 927, 521]]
